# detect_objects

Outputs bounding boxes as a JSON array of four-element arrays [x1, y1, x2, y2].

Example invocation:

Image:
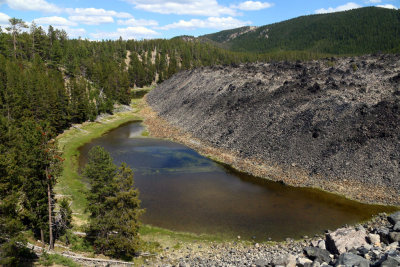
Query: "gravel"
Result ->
[[146, 213, 400, 266]]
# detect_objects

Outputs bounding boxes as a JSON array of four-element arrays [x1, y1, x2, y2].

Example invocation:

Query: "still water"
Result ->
[[79, 121, 395, 241]]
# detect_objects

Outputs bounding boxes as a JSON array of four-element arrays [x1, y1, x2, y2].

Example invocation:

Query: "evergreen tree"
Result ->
[[6, 18, 28, 59], [0, 116, 29, 265], [83, 147, 143, 258], [54, 198, 72, 240]]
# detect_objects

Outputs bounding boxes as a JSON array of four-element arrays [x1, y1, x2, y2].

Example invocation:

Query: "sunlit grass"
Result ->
[[56, 110, 141, 222]]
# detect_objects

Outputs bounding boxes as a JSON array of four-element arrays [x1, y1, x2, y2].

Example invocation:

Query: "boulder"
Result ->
[[272, 253, 296, 267], [304, 247, 331, 264], [326, 227, 368, 255], [388, 212, 400, 225], [318, 240, 327, 250], [389, 232, 400, 243], [393, 222, 400, 232], [381, 258, 400, 267], [376, 227, 391, 245], [385, 242, 399, 252], [254, 258, 268, 267], [335, 253, 370, 267], [381, 250, 400, 267], [367, 233, 381, 246], [297, 256, 313, 267]]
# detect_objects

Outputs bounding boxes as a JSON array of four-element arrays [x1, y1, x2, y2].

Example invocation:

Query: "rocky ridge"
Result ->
[[147, 55, 400, 205]]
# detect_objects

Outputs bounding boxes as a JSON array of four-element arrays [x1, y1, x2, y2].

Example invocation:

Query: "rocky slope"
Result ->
[[152, 212, 400, 266], [147, 54, 400, 205]]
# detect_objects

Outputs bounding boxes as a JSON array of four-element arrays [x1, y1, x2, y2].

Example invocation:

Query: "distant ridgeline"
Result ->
[[0, 6, 399, 264], [199, 7, 400, 55]]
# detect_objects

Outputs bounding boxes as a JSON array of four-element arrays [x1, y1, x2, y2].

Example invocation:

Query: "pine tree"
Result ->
[[83, 147, 143, 258], [6, 18, 28, 59], [0, 116, 29, 265]]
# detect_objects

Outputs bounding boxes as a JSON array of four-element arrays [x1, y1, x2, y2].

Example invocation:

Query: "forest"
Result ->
[[201, 7, 400, 54], [0, 11, 398, 264], [0, 17, 303, 265]]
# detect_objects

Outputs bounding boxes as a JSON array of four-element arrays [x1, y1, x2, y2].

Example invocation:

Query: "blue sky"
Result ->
[[0, 0, 398, 40]]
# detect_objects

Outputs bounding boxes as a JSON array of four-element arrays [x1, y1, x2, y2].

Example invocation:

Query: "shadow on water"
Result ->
[[78, 122, 397, 241]]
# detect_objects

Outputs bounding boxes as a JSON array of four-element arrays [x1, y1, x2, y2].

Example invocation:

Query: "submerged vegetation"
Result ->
[[0, 5, 399, 264], [84, 146, 143, 259]]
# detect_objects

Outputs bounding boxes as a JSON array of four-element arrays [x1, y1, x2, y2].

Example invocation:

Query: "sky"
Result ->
[[0, 0, 398, 40]]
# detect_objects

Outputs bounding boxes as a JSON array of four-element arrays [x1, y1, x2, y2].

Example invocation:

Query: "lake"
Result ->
[[79, 121, 394, 241]]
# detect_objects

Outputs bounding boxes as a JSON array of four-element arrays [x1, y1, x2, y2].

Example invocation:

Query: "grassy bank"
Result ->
[[54, 95, 228, 246], [56, 107, 141, 223]]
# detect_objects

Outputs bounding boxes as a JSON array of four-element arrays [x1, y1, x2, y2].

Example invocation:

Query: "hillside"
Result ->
[[147, 54, 400, 205], [199, 7, 400, 54]]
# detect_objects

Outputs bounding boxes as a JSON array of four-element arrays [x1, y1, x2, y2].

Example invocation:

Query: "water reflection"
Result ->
[[79, 122, 395, 241]]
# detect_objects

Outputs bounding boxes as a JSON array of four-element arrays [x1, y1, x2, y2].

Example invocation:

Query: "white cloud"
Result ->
[[69, 15, 114, 25], [34, 16, 77, 26], [315, 2, 362, 14], [90, 26, 159, 40], [5, 0, 61, 13], [377, 4, 397, 9], [65, 8, 133, 25], [117, 18, 158, 27], [366, 0, 381, 3], [65, 8, 132, 18], [54, 26, 86, 38], [0, 12, 10, 24], [231, 1, 273, 11], [125, 0, 237, 16], [158, 16, 251, 30]]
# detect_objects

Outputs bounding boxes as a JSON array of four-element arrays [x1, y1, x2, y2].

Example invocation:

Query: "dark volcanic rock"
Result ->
[[389, 232, 400, 243], [147, 55, 400, 205], [336, 253, 370, 267], [388, 212, 400, 225], [304, 247, 331, 263], [376, 227, 391, 245]]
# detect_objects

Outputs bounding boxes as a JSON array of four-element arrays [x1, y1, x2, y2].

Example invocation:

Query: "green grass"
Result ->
[[39, 253, 80, 267], [131, 85, 155, 99], [141, 130, 150, 137], [56, 111, 141, 222], [139, 225, 229, 243]]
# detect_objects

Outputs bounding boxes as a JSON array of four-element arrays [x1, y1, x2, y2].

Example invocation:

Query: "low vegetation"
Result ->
[[1, 6, 399, 264]]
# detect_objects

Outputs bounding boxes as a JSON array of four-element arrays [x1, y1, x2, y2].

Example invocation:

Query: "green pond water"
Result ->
[[78, 121, 396, 241]]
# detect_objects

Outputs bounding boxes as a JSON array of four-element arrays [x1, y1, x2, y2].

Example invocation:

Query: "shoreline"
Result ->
[[52, 98, 400, 266], [140, 97, 400, 207], [56, 108, 141, 221]]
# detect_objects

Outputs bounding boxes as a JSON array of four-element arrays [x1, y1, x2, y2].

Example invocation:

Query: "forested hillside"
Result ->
[[0, 17, 331, 264], [200, 7, 400, 54], [1, 6, 399, 263], [0, 19, 260, 264]]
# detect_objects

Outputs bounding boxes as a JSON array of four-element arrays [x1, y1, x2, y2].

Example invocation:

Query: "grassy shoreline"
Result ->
[[56, 109, 141, 223], [54, 98, 226, 245]]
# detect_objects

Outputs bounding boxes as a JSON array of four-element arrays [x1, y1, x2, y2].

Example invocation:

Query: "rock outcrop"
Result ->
[[147, 55, 400, 205], [147, 213, 400, 266]]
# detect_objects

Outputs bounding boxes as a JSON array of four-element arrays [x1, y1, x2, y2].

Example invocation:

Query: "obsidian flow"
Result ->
[[79, 122, 394, 241], [147, 55, 400, 205]]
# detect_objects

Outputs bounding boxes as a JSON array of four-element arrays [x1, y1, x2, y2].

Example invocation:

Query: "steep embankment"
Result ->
[[147, 55, 400, 205]]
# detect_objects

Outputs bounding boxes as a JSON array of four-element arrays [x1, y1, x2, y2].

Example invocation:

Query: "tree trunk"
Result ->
[[47, 168, 54, 250], [13, 33, 16, 59], [32, 33, 35, 58], [40, 229, 45, 248]]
